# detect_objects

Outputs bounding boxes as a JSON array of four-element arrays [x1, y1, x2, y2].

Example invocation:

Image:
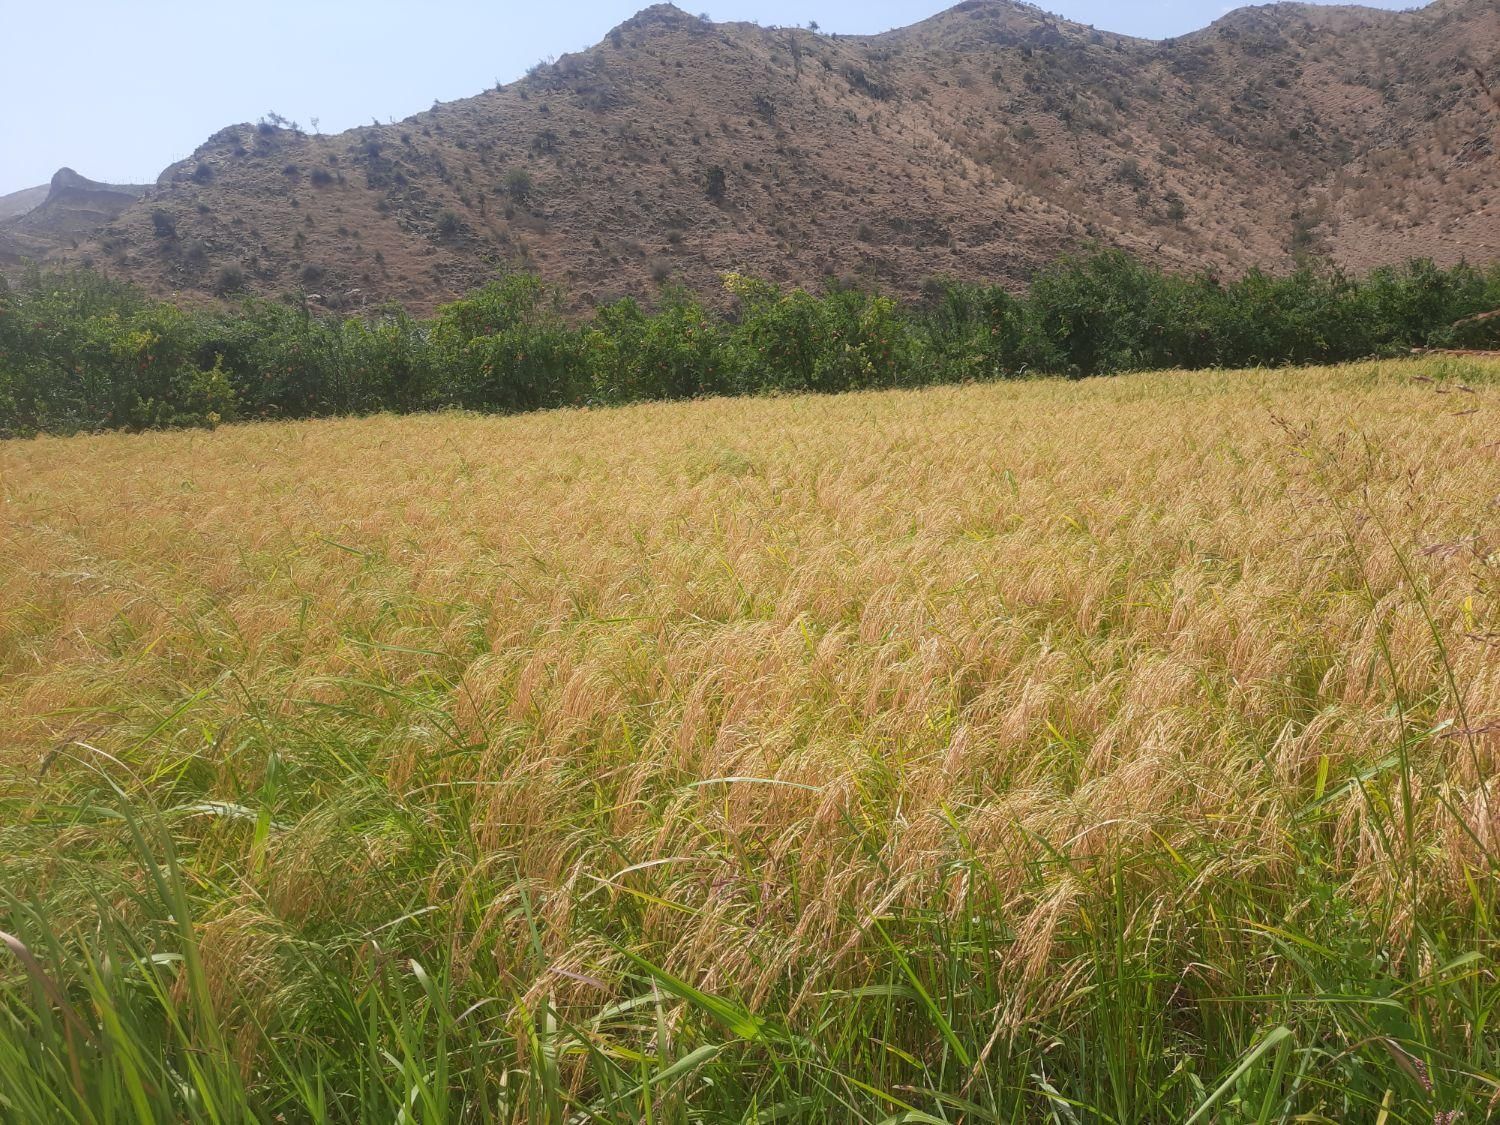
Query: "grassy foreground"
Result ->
[[3, 357, 1500, 1123]]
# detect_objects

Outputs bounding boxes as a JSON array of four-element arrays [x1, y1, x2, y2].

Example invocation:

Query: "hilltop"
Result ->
[[14, 0, 1500, 310]]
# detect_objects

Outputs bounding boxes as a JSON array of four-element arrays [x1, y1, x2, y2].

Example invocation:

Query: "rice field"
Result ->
[[3, 356, 1500, 1123]]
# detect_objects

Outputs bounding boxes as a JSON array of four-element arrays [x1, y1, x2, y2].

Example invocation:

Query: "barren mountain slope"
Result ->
[[36, 0, 1500, 311], [0, 169, 148, 268], [0, 184, 49, 224]]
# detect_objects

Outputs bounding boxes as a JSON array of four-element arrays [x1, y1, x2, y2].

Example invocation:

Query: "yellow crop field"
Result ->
[[3, 357, 1500, 1122]]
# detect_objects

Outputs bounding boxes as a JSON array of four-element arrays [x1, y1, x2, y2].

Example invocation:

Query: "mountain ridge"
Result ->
[[0, 184, 50, 224], [7, 0, 1498, 311]]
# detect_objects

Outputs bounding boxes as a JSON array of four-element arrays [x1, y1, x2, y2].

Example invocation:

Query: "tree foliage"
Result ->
[[1, 253, 1497, 436]]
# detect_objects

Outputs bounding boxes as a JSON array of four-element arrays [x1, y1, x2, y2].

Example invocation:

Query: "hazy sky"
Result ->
[[0, 0, 1422, 196]]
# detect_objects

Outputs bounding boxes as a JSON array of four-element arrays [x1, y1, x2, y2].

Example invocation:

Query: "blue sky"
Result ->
[[0, 0, 1422, 196]]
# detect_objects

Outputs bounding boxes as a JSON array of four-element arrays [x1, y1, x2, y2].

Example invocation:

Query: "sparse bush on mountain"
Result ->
[[842, 63, 896, 102], [212, 263, 246, 296], [704, 164, 727, 201], [1117, 157, 1146, 188], [504, 168, 534, 203]]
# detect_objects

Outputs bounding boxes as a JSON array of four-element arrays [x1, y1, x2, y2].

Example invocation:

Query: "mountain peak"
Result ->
[[44, 168, 147, 205], [616, 4, 700, 32], [50, 167, 88, 192], [1201, 1, 1404, 35]]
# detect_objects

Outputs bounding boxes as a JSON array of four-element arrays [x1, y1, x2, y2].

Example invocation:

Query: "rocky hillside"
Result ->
[[22, 0, 1500, 311], [0, 169, 148, 268], [0, 184, 50, 224]]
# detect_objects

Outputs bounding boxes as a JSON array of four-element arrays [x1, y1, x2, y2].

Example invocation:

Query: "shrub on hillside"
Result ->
[[704, 165, 727, 202], [504, 169, 534, 203], [213, 264, 247, 296]]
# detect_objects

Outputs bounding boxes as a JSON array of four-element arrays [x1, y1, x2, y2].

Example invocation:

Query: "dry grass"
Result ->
[[3, 357, 1500, 1121]]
